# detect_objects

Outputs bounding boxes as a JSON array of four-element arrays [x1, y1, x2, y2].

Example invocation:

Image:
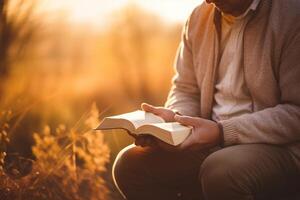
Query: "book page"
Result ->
[[108, 110, 165, 129], [146, 122, 191, 133], [96, 118, 136, 133], [136, 122, 191, 146]]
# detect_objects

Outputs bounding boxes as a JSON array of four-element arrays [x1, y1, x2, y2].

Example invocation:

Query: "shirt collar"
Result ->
[[236, 0, 261, 19], [221, 0, 261, 21]]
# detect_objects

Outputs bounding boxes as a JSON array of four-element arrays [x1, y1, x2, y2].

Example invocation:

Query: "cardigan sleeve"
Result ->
[[164, 13, 201, 117]]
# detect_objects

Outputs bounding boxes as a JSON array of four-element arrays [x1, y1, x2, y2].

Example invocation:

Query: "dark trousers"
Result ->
[[112, 144, 300, 200]]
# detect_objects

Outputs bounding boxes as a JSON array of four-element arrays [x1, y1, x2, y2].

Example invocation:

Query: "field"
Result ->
[[0, 0, 190, 199]]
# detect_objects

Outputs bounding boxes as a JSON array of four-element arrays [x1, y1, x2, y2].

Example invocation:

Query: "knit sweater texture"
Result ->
[[165, 0, 300, 166]]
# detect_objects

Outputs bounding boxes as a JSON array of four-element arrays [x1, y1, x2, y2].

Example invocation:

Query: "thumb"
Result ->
[[141, 103, 159, 114], [174, 115, 200, 127], [178, 134, 194, 150], [141, 103, 153, 111]]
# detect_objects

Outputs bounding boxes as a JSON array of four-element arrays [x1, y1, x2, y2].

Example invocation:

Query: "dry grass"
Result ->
[[0, 103, 111, 200], [0, 2, 183, 199]]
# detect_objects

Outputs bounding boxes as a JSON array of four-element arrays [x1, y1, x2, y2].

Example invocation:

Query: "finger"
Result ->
[[141, 103, 155, 111], [177, 129, 196, 150], [134, 138, 141, 146], [178, 136, 193, 150], [178, 131, 210, 152], [135, 136, 146, 147], [127, 131, 138, 139], [178, 139, 192, 150], [141, 103, 161, 115], [174, 115, 200, 127], [156, 140, 179, 152], [136, 135, 156, 147], [145, 136, 157, 147]]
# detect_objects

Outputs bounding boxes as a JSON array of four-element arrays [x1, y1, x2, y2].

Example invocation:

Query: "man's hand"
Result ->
[[141, 103, 176, 122], [133, 103, 177, 149], [175, 115, 222, 151], [147, 115, 222, 152], [133, 103, 222, 151]]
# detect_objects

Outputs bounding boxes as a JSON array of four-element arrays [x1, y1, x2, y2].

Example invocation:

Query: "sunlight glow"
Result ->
[[39, 0, 204, 26], [134, 0, 204, 22]]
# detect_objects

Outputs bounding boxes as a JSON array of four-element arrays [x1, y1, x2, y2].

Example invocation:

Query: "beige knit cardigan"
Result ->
[[165, 0, 300, 165]]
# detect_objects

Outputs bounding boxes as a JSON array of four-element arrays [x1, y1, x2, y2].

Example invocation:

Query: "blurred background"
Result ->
[[0, 0, 203, 199]]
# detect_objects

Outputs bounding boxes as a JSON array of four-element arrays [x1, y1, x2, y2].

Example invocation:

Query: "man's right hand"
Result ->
[[141, 103, 176, 122]]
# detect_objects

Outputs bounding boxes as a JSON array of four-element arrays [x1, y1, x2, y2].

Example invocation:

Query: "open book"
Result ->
[[95, 110, 191, 146]]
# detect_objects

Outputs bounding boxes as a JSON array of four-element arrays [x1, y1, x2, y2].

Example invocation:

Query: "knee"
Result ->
[[199, 147, 252, 199], [113, 145, 137, 185], [113, 145, 147, 189], [199, 150, 230, 193]]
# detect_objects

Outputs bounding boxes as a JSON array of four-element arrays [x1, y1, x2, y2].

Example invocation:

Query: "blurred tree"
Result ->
[[106, 4, 182, 107], [0, 0, 38, 98], [109, 5, 163, 103]]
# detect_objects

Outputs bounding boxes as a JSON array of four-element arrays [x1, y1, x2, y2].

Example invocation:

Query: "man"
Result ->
[[113, 0, 300, 199]]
